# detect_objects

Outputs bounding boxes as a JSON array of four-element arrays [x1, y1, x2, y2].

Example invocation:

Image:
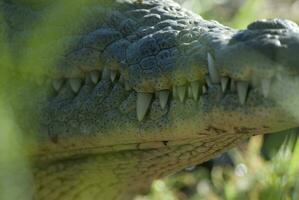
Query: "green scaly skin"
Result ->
[[2, 0, 299, 199]]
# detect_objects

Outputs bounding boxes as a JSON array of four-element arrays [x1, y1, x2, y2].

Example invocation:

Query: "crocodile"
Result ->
[[2, 0, 299, 199]]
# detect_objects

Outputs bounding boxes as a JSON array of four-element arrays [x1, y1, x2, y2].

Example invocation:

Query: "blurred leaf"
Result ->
[[230, 0, 266, 28]]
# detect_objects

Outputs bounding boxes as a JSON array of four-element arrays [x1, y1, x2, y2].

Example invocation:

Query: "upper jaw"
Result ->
[[40, 19, 299, 144], [127, 19, 299, 116], [203, 19, 299, 106], [214, 19, 299, 81]]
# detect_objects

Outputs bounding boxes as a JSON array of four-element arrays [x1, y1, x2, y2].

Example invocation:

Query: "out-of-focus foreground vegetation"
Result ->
[[0, 1, 110, 199], [136, 135, 299, 200], [135, 0, 299, 199]]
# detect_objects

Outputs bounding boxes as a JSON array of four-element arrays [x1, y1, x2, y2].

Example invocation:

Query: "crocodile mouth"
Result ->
[[49, 51, 295, 122]]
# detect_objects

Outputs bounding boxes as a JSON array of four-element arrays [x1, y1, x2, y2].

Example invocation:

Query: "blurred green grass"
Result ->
[[180, 0, 299, 28], [0, 1, 97, 199], [136, 135, 299, 200]]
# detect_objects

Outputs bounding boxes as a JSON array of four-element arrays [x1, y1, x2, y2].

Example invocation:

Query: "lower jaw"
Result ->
[[33, 86, 297, 163], [33, 132, 247, 200]]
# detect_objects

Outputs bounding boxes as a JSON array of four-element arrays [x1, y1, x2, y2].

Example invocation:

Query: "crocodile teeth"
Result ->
[[69, 78, 82, 93], [158, 90, 169, 109], [102, 68, 110, 80], [221, 77, 229, 92], [237, 81, 249, 105], [110, 70, 117, 82], [202, 85, 207, 94], [191, 81, 200, 100], [188, 86, 193, 98], [137, 93, 153, 121], [261, 78, 271, 97], [90, 71, 100, 84], [205, 75, 212, 87], [276, 74, 282, 81], [52, 79, 64, 91], [177, 86, 186, 102], [207, 53, 220, 83]]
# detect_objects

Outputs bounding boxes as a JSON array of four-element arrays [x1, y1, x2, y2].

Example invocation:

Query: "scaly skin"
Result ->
[[2, 0, 299, 199]]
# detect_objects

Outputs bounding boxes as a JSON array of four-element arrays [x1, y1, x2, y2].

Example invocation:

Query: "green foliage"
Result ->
[[136, 135, 299, 200], [0, 1, 113, 199]]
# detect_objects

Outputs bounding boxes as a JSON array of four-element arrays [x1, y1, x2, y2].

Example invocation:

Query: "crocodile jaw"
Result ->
[[35, 21, 299, 159], [34, 72, 299, 161]]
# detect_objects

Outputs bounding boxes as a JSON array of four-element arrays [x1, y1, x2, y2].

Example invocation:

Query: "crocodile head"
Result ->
[[35, 17, 299, 157], [5, 0, 299, 199]]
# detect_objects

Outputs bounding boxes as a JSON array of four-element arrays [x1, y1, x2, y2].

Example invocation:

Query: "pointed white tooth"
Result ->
[[221, 77, 229, 92], [188, 86, 192, 98], [119, 75, 124, 83], [276, 74, 282, 82], [110, 70, 117, 82], [202, 85, 207, 94], [207, 53, 220, 83], [90, 71, 100, 84], [230, 79, 236, 92], [102, 68, 110, 80], [137, 93, 153, 121], [261, 78, 271, 97], [237, 81, 249, 105], [158, 90, 169, 109], [177, 85, 186, 102], [191, 81, 200, 100], [69, 78, 82, 93], [205, 75, 212, 87], [52, 79, 64, 91]]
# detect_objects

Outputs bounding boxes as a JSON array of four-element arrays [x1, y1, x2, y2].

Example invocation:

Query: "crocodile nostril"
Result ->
[[247, 19, 299, 30]]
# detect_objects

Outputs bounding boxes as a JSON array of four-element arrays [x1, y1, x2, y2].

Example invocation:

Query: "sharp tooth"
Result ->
[[205, 75, 212, 87], [137, 92, 153, 121], [276, 74, 282, 82], [221, 77, 229, 92], [261, 78, 271, 97], [177, 85, 186, 102], [158, 90, 169, 109], [90, 71, 100, 84], [237, 81, 249, 105], [119, 75, 124, 83], [110, 70, 117, 82], [188, 86, 192, 98], [52, 79, 64, 91], [207, 53, 220, 83], [102, 68, 110, 80], [69, 78, 82, 93], [191, 81, 200, 100], [230, 79, 236, 92], [202, 85, 207, 94]]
